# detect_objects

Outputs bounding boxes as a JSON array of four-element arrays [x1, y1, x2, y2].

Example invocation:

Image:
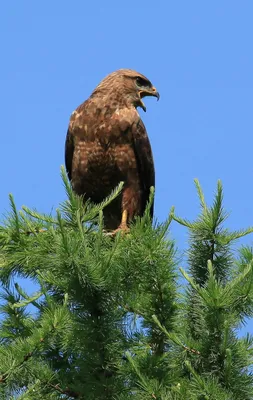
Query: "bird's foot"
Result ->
[[105, 223, 130, 237]]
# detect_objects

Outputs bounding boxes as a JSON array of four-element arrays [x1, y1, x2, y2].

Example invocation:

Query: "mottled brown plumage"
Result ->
[[65, 69, 159, 232]]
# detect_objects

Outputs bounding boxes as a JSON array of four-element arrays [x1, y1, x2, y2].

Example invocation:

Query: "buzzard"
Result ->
[[65, 69, 159, 233]]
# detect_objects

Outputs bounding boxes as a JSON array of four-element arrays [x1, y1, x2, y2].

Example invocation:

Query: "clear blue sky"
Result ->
[[1, 2, 253, 334]]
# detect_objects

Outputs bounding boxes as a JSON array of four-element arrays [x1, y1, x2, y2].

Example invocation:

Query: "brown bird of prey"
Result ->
[[65, 69, 159, 234]]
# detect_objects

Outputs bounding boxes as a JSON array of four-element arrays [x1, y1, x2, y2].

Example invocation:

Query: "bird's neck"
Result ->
[[91, 90, 137, 110]]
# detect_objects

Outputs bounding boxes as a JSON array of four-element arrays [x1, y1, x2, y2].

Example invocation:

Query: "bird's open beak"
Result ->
[[139, 86, 160, 112], [150, 86, 160, 100]]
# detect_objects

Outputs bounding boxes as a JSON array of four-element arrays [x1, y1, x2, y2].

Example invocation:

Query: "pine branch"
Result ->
[[0, 302, 71, 391], [152, 315, 201, 356], [0, 349, 33, 384], [47, 382, 80, 398], [21, 207, 58, 225], [8, 194, 21, 240], [14, 283, 42, 311]]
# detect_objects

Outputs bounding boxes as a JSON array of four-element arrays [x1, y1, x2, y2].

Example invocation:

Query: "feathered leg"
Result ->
[[106, 184, 141, 236]]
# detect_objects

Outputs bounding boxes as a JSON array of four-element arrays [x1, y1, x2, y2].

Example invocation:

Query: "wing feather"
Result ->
[[131, 118, 155, 219], [65, 129, 74, 181]]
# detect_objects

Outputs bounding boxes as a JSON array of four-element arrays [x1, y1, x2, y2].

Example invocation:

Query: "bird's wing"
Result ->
[[65, 128, 74, 181], [131, 118, 155, 219], [65, 102, 88, 182]]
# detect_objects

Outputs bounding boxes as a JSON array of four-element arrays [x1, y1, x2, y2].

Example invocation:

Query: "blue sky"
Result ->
[[1, 2, 253, 334]]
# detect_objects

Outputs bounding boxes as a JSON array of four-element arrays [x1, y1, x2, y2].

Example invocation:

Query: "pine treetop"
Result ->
[[0, 169, 253, 399]]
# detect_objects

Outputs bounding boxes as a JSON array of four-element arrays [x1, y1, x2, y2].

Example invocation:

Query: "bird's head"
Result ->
[[91, 69, 160, 112], [133, 73, 160, 112]]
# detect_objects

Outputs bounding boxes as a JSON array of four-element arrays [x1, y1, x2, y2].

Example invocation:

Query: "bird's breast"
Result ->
[[73, 138, 137, 185]]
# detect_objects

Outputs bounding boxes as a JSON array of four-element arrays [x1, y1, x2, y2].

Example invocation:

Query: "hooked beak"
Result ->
[[139, 86, 160, 112], [150, 86, 160, 100]]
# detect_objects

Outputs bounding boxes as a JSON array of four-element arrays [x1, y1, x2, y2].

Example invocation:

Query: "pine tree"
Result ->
[[0, 168, 253, 399]]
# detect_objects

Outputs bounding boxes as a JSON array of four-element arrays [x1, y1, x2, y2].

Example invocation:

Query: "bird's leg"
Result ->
[[105, 210, 130, 236], [105, 184, 139, 236], [119, 209, 130, 232]]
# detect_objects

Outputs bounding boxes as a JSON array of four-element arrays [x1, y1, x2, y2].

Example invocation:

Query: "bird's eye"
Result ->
[[136, 77, 151, 88]]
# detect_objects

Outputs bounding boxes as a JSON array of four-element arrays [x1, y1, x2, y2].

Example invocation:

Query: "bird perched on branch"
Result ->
[[65, 69, 159, 234]]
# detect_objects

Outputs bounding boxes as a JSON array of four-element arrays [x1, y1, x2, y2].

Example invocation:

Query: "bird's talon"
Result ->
[[104, 224, 130, 237]]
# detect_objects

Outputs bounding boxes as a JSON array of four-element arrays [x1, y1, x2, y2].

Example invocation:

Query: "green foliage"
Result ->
[[0, 170, 252, 399]]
